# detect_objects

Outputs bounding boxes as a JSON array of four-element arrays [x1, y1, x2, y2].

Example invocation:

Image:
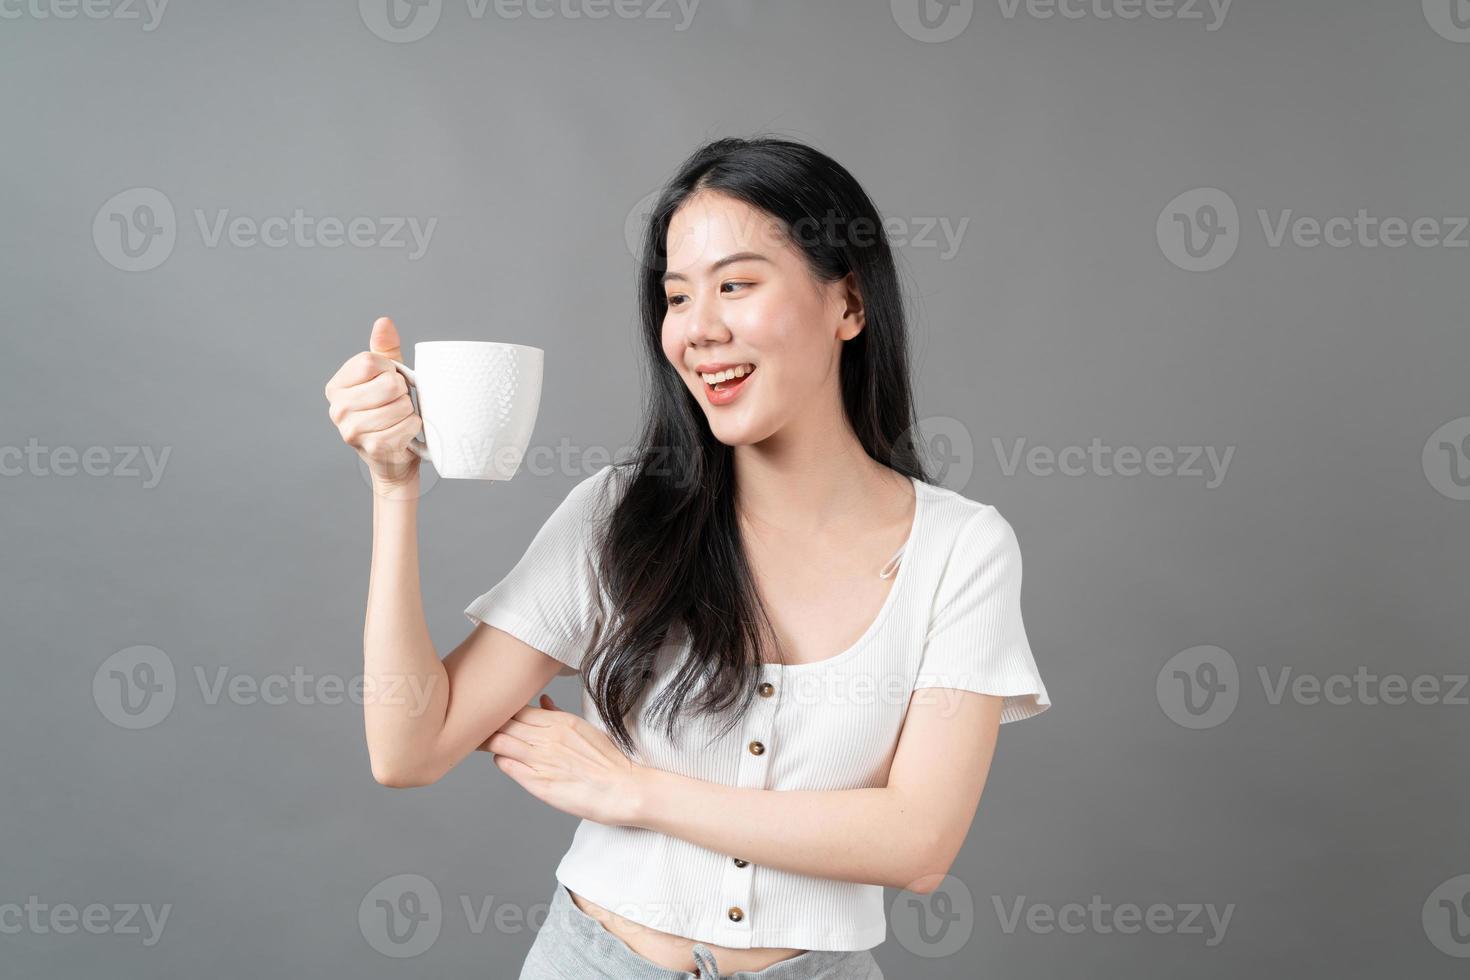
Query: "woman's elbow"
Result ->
[[899, 868, 951, 895], [896, 831, 961, 893], [370, 754, 441, 788]]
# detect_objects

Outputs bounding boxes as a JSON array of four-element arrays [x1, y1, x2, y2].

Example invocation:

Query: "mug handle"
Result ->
[[389, 360, 431, 462]]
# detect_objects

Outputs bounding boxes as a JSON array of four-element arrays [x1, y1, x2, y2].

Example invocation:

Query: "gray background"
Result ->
[[3, 0, 1468, 976]]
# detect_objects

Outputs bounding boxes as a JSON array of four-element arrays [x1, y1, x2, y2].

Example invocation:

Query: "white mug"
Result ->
[[391, 341, 543, 480]]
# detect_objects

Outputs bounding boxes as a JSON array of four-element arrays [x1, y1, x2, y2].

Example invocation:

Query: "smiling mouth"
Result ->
[[706, 366, 756, 392]]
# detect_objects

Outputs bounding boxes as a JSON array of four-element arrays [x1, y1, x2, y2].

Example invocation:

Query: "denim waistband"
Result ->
[[540, 880, 878, 980]]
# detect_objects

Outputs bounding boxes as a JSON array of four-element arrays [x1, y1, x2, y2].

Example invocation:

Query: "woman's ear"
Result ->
[[836, 272, 865, 340]]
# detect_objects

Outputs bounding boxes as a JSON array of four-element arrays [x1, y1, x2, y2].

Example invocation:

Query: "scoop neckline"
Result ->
[[774, 474, 927, 673]]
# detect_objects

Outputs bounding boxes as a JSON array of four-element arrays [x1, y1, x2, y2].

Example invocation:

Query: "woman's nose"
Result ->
[[684, 297, 729, 345]]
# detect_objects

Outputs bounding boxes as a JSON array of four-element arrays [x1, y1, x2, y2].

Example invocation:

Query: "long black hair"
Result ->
[[583, 135, 930, 755]]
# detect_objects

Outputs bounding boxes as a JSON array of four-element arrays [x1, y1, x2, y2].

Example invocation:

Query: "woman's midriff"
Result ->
[[568, 888, 807, 974]]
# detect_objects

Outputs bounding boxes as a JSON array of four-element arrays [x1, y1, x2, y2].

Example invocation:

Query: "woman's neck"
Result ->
[[731, 445, 908, 538]]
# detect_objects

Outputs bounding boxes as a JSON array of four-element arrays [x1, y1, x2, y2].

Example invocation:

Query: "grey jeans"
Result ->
[[519, 881, 884, 980]]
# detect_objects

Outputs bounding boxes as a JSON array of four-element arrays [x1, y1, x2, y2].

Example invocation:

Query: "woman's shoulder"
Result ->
[[915, 476, 1006, 527], [563, 463, 627, 504], [915, 478, 1024, 564], [551, 464, 635, 534]]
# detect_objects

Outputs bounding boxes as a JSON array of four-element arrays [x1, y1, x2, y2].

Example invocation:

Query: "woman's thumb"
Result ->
[[369, 316, 403, 363]]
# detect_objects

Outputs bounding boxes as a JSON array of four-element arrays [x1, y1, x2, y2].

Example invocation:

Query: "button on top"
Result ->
[[732, 857, 749, 868], [748, 740, 765, 755], [728, 906, 745, 922], [757, 681, 775, 698]]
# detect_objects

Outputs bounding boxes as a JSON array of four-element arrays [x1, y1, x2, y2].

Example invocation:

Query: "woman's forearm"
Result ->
[[362, 477, 449, 784], [629, 768, 941, 890]]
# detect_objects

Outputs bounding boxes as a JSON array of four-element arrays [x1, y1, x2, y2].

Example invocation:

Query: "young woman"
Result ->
[[324, 136, 1051, 979]]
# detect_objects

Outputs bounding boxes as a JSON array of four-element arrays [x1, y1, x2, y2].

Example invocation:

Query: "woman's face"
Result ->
[[659, 190, 864, 448]]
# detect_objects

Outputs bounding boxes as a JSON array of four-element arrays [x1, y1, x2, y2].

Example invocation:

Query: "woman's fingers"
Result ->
[[326, 349, 397, 393], [331, 370, 410, 420], [354, 409, 423, 458], [496, 719, 545, 744], [322, 319, 423, 486], [338, 394, 415, 442]]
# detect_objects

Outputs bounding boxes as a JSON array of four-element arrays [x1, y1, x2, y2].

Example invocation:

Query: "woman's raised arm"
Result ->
[[326, 316, 568, 787]]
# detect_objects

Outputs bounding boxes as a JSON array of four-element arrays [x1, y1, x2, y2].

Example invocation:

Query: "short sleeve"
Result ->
[[913, 506, 1051, 724], [463, 469, 614, 677]]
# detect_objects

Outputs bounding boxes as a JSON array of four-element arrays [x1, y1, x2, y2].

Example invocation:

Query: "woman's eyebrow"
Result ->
[[661, 251, 772, 285]]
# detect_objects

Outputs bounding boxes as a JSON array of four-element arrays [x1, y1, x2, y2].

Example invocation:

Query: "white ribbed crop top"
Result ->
[[464, 466, 1050, 951]]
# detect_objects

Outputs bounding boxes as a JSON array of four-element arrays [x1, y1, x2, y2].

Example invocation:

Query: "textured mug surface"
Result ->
[[410, 341, 543, 480]]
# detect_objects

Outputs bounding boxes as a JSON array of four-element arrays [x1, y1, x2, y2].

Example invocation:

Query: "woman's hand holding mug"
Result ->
[[324, 316, 425, 495]]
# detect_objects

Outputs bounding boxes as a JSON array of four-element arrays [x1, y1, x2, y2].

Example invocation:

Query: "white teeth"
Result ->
[[700, 364, 754, 385]]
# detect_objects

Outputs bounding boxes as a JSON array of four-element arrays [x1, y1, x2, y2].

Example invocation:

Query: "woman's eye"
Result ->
[[667, 283, 749, 306]]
